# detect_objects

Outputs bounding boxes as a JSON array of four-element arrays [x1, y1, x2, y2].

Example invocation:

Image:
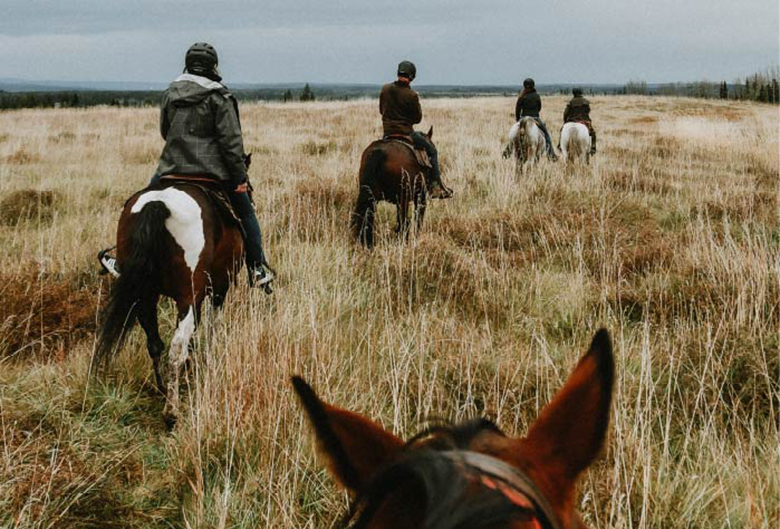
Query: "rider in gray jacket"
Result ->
[[99, 43, 273, 288]]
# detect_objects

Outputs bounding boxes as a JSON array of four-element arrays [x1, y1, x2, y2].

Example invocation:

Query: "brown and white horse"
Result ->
[[95, 182, 243, 428], [504, 117, 545, 174], [293, 329, 614, 529]]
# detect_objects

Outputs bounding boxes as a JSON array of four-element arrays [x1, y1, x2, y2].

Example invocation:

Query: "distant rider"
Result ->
[[380, 61, 452, 199], [99, 43, 274, 288], [563, 87, 597, 155], [515, 78, 558, 161]]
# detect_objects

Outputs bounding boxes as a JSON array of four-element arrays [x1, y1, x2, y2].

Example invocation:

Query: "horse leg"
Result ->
[[162, 302, 198, 428], [136, 294, 165, 393], [396, 194, 411, 240], [414, 179, 427, 233]]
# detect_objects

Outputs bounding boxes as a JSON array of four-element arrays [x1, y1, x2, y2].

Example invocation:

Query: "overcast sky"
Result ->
[[2, 0, 778, 85]]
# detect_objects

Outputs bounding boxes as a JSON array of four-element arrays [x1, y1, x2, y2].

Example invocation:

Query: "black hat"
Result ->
[[523, 78, 535, 89], [185, 43, 219, 76], [573, 87, 583, 96], [397, 60, 417, 81]]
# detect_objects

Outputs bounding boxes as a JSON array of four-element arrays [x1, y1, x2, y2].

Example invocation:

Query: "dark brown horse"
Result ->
[[95, 180, 243, 427], [351, 128, 434, 248], [293, 329, 615, 529]]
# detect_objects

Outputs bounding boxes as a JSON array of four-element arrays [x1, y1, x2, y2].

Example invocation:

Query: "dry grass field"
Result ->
[[0, 95, 778, 528]]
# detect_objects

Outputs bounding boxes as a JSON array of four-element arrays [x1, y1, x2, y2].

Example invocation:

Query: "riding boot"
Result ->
[[412, 131, 452, 199], [590, 129, 597, 155]]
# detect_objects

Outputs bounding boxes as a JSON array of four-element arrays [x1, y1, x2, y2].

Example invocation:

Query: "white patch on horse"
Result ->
[[507, 121, 521, 143], [131, 188, 204, 272], [170, 307, 195, 367]]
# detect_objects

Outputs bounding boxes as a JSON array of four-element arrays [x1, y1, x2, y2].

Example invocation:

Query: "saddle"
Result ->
[[155, 175, 242, 228], [381, 135, 433, 169]]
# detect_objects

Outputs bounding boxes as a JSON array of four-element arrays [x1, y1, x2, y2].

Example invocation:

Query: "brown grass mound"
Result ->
[[0, 189, 62, 225], [0, 271, 99, 359]]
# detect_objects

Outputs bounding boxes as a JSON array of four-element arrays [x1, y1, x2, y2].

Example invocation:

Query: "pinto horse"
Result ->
[[351, 128, 434, 248], [293, 329, 614, 529], [503, 117, 545, 174], [560, 122, 592, 164], [95, 179, 244, 427]]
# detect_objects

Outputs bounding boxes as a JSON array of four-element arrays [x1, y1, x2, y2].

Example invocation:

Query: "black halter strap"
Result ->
[[440, 451, 564, 529]]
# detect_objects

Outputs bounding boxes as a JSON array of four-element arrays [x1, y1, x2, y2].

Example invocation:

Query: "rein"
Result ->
[[440, 451, 564, 529]]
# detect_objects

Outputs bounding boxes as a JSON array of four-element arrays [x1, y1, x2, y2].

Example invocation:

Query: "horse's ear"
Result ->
[[291, 377, 404, 493], [523, 329, 614, 482], [427, 125, 433, 139]]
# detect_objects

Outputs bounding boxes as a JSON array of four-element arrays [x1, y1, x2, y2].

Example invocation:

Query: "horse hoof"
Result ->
[[163, 412, 178, 430]]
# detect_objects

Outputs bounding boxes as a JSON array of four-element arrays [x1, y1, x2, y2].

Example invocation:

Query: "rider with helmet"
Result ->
[[99, 43, 274, 288], [563, 87, 597, 155], [515, 78, 558, 161], [379, 60, 452, 199]]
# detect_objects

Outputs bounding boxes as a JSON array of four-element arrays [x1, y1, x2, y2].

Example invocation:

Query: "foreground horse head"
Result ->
[[560, 123, 591, 164], [351, 127, 434, 249], [504, 118, 544, 174], [293, 329, 614, 528], [95, 181, 244, 428]]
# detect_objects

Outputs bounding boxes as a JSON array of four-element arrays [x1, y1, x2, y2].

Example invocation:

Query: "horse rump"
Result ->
[[351, 148, 386, 248], [95, 201, 170, 369]]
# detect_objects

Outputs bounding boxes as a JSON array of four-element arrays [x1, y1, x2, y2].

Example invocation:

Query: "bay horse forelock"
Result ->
[[95, 184, 243, 428]]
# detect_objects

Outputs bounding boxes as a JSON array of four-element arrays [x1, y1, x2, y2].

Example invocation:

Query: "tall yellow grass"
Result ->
[[0, 96, 778, 528]]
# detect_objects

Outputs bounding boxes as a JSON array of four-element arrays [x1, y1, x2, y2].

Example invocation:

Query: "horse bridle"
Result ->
[[440, 451, 564, 529]]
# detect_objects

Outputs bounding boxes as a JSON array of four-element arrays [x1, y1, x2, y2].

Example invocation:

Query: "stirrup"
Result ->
[[98, 248, 120, 278], [249, 265, 275, 293], [429, 182, 453, 199]]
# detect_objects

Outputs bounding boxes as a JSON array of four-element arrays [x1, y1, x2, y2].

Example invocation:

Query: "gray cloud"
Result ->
[[2, 0, 777, 84]]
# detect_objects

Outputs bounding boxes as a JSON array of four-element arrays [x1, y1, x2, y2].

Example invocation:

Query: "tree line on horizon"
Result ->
[[1, 68, 778, 110], [619, 67, 779, 104]]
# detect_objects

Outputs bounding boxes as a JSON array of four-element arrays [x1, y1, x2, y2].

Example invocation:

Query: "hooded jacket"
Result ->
[[153, 74, 247, 185]]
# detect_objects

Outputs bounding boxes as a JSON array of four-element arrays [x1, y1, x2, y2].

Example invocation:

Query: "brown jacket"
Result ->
[[380, 81, 422, 136], [563, 96, 591, 123]]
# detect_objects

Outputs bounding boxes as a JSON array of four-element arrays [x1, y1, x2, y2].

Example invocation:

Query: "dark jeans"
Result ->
[[534, 117, 557, 158], [411, 131, 441, 181], [148, 174, 267, 269]]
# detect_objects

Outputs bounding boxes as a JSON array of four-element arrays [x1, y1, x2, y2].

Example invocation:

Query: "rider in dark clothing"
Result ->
[[563, 87, 597, 155], [99, 43, 274, 288], [379, 61, 452, 199], [514, 78, 558, 160]]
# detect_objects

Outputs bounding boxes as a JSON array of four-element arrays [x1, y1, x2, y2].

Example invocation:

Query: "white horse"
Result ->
[[503, 117, 545, 174], [560, 122, 592, 164]]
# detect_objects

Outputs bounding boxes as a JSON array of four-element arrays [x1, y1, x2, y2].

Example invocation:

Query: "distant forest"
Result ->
[[1, 69, 777, 110]]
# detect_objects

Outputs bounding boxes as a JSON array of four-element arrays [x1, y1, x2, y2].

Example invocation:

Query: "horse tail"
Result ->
[[95, 201, 170, 369], [351, 148, 385, 247]]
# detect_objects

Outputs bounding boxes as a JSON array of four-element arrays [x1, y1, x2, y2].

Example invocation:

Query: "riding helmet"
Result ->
[[185, 42, 219, 74], [573, 87, 583, 97], [397, 60, 417, 81], [523, 78, 535, 89]]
